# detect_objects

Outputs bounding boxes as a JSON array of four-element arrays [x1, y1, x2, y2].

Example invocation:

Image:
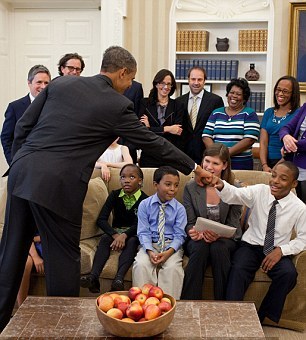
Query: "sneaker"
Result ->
[[111, 278, 124, 291], [80, 275, 100, 293]]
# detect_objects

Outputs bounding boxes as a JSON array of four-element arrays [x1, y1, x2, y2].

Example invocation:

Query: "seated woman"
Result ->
[[80, 164, 148, 292], [202, 78, 260, 170], [260, 76, 300, 172], [180, 143, 242, 300], [96, 137, 133, 182], [138, 69, 184, 167]]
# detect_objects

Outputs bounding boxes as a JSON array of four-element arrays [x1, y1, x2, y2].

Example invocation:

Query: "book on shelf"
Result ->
[[238, 29, 268, 52], [176, 29, 209, 52]]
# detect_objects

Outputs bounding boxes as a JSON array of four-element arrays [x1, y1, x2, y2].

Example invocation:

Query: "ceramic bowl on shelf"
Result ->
[[95, 291, 176, 338]]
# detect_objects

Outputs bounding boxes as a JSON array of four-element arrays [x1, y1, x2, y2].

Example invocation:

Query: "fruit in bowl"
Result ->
[[96, 284, 176, 337]]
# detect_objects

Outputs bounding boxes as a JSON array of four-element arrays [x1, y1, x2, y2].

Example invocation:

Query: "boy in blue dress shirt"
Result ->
[[132, 166, 187, 299]]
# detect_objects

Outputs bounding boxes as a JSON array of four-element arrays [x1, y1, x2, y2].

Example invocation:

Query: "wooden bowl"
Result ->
[[96, 291, 176, 338]]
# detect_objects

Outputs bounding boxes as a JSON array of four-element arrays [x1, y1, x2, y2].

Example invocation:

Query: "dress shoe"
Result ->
[[111, 278, 124, 291], [80, 275, 100, 293]]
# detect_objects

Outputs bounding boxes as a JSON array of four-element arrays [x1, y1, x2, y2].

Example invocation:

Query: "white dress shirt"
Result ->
[[218, 181, 306, 256]]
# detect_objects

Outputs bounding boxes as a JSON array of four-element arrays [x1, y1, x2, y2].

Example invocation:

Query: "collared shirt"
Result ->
[[119, 188, 142, 210], [137, 193, 187, 252], [29, 93, 35, 102], [218, 181, 306, 256], [188, 89, 204, 113]]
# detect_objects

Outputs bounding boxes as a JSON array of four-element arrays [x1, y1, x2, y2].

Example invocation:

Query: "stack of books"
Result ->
[[176, 30, 209, 52], [246, 92, 265, 113], [175, 59, 239, 81], [238, 29, 268, 52]]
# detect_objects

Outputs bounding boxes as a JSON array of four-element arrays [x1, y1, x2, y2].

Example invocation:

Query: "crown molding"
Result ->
[[2, 0, 101, 9]]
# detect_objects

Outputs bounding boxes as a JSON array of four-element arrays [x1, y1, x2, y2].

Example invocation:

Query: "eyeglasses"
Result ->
[[65, 65, 82, 73], [159, 82, 173, 89], [275, 88, 292, 95]]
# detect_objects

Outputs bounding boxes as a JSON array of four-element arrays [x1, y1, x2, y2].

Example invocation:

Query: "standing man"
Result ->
[[121, 80, 144, 163], [57, 52, 85, 76], [0, 46, 213, 332], [176, 66, 224, 165], [1, 65, 51, 165]]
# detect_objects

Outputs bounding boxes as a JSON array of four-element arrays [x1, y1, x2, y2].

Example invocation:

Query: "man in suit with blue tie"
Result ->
[[176, 66, 224, 165], [1, 65, 51, 164]]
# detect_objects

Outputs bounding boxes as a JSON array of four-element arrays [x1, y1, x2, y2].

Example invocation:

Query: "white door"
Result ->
[[11, 8, 101, 98]]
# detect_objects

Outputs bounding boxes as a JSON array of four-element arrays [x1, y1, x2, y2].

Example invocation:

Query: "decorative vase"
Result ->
[[245, 63, 260, 81], [216, 37, 229, 51]]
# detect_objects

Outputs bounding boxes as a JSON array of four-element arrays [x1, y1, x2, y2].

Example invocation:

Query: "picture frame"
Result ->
[[180, 83, 211, 95], [288, 2, 306, 92]]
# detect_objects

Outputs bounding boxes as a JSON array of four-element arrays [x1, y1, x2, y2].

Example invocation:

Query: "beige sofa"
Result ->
[[0, 168, 305, 331]]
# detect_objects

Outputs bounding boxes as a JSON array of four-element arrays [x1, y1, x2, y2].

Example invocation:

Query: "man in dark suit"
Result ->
[[121, 80, 144, 162], [176, 66, 224, 164], [1, 65, 51, 164], [0, 46, 213, 332]]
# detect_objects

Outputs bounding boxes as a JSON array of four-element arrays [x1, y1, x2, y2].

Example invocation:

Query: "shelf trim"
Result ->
[[176, 80, 266, 85], [176, 51, 267, 55]]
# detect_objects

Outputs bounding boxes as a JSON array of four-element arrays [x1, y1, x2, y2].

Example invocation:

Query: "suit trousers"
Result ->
[[181, 237, 236, 300], [132, 245, 184, 300], [0, 192, 81, 332], [91, 234, 139, 280], [226, 241, 297, 323]]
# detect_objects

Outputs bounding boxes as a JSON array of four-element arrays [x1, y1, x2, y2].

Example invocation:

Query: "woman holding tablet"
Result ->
[[180, 143, 242, 300]]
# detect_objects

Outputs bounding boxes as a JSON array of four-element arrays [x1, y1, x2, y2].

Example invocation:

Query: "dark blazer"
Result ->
[[10, 74, 195, 225], [1, 94, 31, 164], [123, 80, 143, 116], [176, 90, 224, 164], [183, 179, 242, 240], [279, 103, 306, 169], [138, 97, 184, 167]]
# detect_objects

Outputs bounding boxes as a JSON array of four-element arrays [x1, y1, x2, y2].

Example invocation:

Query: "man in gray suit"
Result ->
[[0, 46, 213, 332], [176, 66, 224, 164]]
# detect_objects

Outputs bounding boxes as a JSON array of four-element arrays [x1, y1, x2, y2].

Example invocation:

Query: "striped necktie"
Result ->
[[263, 200, 278, 255], [157, 203, 166, 252], [190, 96, 198, 129]]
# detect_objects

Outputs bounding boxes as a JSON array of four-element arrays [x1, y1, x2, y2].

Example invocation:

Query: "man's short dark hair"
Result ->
[[153, 166, 179, 184], [57, 53, 85, 76], [100, 46, 137, 74], [28, 65, 51, 83]]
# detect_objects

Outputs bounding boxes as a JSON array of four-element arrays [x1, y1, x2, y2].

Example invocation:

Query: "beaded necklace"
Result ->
[[272, 109, 291, 124]]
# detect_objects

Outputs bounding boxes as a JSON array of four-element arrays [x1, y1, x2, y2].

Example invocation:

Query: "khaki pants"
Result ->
[[132, 243, 184, 300]]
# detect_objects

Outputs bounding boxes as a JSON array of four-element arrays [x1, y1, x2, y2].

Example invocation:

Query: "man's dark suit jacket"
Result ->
[[10, 75, 194, 225], [1, 94, 31, 164], [123, 80, 143, 116], [176, 90, 224, 164]]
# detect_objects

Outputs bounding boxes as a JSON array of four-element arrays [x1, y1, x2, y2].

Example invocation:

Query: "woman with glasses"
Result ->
[[138, 69, 184, 167], [260, 76, 300, 172], [202, 78, 260, 170]]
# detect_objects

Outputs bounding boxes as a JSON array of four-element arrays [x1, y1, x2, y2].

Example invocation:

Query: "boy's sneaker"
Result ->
[[80, 275, 100, 293]]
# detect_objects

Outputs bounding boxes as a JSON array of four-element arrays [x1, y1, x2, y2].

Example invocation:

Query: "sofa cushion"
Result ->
[[80, 236, 101, 274], [80, 177, 108, 241]]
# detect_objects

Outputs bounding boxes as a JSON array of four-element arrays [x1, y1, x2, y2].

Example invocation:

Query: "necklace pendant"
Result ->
[[278, 120, 280, 124], [228, 117, 231, 121]]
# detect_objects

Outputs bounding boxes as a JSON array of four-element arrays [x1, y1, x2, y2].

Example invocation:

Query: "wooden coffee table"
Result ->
[[1, 296, 265, 338]]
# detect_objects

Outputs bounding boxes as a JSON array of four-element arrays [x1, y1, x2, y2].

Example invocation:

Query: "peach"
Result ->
[[144, 296, 160, 306], [148, 286, 164, 300], [98, 294, 114, 312], [138, 317, 147, 322], [113, 296, 123, 307], [106, 308, 123, 320], [141, 283, 153, 295], [109, 293, 120, 301], [119, 294, 131, 304], [128, 286, 142, 300], [117, 301, 129, 316], [160, 297, 172, 305], [158, 301, 172, 314], [135, 293, 147, 305], [126, 301, 144, 321], [145, 304, 161, 320], [121, 317, 135, 323]]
